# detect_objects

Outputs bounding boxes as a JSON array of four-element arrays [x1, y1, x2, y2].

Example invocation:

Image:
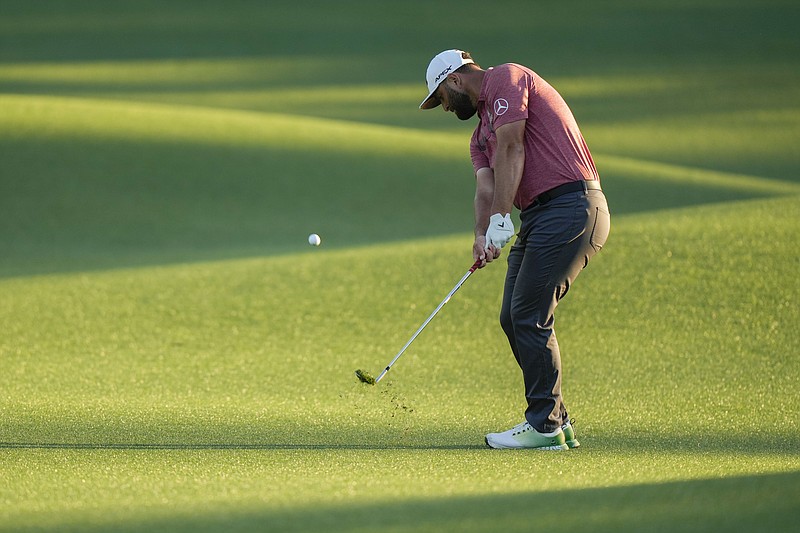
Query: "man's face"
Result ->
[[438, 80, 477, 121]]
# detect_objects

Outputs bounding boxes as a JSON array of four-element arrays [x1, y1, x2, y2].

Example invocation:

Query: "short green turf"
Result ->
[[1, 203, 798, 532], [1, 1, 799, 532]]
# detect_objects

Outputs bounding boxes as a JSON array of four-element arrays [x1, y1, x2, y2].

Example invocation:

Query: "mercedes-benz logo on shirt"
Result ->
[[494, 98, 509, 116]]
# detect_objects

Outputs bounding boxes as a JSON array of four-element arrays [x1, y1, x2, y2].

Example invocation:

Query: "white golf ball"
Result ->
[[308, 233, 321, 246]]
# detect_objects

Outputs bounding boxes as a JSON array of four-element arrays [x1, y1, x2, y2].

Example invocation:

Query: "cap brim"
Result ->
[[419, 93, 441, 110]]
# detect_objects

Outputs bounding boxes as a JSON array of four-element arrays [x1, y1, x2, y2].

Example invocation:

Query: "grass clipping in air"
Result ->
[[355, 369, 376, 385]]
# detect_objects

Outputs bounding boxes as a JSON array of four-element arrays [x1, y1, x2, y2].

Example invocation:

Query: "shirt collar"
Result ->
[[477, 67, 494, 105]]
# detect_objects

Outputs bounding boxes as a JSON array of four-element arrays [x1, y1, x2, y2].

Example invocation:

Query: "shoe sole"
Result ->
[[566, 439, 581, 449], [485, 437, 569, 451]]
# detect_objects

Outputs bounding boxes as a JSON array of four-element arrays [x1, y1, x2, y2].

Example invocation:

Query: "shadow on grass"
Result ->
[[0, 442, 484, 451], [2, 132, 794, 279], [9, 470, 800, 533], [2, 1, 797, 79], [1, 427, 798, 455]]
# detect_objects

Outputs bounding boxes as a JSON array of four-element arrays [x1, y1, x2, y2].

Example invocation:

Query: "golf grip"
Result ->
[[374, 260, 483, 383]]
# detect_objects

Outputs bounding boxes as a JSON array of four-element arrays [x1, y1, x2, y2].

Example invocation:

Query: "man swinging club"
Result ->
[[419, 50, 611, 450]]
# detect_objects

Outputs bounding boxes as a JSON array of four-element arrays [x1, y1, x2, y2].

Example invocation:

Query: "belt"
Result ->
[[533, 180, 601, 206]]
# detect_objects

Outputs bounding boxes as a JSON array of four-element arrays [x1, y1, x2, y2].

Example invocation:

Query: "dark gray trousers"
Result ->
[[499, 188, 610, 433]]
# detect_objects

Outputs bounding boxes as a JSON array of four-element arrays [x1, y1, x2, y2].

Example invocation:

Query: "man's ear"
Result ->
[[446, 73, 461, 88]]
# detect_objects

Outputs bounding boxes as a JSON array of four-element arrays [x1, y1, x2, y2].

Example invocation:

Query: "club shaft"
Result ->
[[374, 261, 481, 383]]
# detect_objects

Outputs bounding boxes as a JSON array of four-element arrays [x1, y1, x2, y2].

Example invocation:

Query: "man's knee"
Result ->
[[499, 305, 514, 336], [509, 300, 554, 333]]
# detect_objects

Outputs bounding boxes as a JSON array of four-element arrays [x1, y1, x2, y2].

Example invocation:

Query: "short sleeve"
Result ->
[[485, 64, 529, 131], [470, 128, 489, 172]]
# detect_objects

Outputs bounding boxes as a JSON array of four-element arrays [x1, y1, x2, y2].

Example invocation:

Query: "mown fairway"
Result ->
[[1, 1, 799, 531]]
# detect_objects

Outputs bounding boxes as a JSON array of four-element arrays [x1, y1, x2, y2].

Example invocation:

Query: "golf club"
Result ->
[[355, 260, 482, 384]]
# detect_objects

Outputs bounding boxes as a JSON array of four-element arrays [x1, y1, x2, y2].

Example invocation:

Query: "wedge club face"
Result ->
[[355, 369, 376, 385]]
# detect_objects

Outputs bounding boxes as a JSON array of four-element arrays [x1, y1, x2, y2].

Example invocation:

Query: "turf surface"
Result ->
[[1, 1, 799, 531]]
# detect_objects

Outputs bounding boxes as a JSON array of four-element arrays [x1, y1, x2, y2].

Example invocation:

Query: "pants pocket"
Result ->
[[590, 207, 610, 252]]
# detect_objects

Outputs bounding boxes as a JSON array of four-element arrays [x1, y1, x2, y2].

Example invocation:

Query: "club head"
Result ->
[[355, 369, 376, 385]]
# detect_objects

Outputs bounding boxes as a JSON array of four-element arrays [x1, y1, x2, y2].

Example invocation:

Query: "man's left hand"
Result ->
[[484, 213, 515, 250]]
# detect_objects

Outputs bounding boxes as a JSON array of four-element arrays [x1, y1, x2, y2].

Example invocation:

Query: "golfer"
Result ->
[[420, 50, 610, 450]]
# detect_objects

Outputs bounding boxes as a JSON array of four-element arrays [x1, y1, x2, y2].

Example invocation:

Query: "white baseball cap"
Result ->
[[419, 49, 474, 110]]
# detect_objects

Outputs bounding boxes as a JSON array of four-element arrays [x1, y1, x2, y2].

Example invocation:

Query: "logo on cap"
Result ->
[[494, 98, 509, 116], [434, 66, 453, 84]]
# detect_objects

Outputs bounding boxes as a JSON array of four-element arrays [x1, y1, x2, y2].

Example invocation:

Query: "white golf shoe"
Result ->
[[485, 421, 569, 450]]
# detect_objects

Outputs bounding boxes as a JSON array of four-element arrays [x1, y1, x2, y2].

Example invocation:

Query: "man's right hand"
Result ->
[[473, 235, 500, 268]]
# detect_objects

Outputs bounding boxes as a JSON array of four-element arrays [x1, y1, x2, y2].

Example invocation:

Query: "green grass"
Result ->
[[1, 203, 799, 531], [1, 0, 799, 531]]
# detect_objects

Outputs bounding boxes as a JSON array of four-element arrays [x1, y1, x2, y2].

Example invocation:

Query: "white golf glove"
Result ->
[[484, 213, 515, 250]]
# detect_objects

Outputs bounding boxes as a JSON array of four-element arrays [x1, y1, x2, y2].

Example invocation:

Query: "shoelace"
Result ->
[[511, 422, 532, 436]]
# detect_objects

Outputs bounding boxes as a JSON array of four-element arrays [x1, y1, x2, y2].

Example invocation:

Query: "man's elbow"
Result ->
[[503, 139, 525, 159]]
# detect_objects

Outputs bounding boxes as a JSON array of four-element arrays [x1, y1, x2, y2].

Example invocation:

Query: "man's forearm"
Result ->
[[491, 120, 526, 215], [491, 144, 524, 215], [474, 167, 495, 236]]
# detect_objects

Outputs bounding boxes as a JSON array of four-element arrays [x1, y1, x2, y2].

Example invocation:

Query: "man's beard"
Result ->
[[446, 86, 477, 120]]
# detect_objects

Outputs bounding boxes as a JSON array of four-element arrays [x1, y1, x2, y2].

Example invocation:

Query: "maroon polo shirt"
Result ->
[[470, 64, 599, 210]]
